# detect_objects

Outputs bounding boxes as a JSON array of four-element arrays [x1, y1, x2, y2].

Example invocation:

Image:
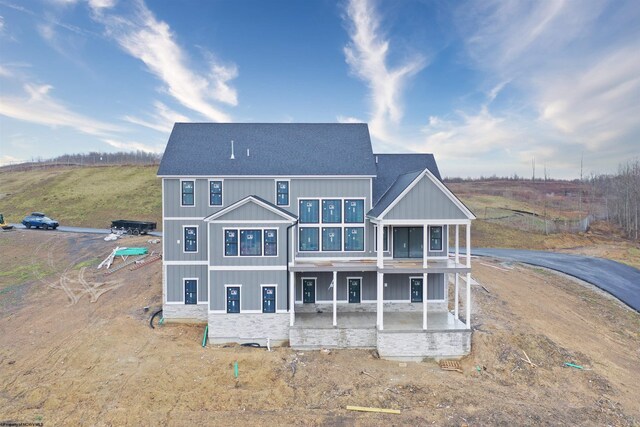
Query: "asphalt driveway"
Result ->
[[470, 248, 640, 312]]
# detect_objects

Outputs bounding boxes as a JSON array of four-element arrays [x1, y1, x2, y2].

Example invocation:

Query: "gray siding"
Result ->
[[385, 175, 468, 220], [163, 219, 207, 261], [166, 265, 208, 303], [209, 270, 287, 311], [383, 273, 445, 301], [294, 272, 377, 302], [210, 223, 290, 266]]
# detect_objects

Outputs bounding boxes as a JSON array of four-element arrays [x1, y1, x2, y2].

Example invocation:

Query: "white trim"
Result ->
[[222, 227, 279, 258], [164, 260, 208, 265], [294, 256, 373, 262], [209, 265, 287, 271], [307, 300, 349, 304], [182, 225, 198, 253], [369, 177, 373, 210], [184, 277, 199, 304], [275, 179, 291, 208], [347, 276, 362, 304], [225, 284, 242, 314], [162, 178, 166, 304], [159, 175, 376, 179], [301, 276, 317, 304], [260, 284, 278, 313], [180, 179, 196, 208], [213, 220, 294, 224], [428, 225, 444, 252], [377, 219, 472, 226], [205, 195, 296, 222], [208, 178, 224, 207], [165, 301, 184, 305], [164, 217, 206, 221], [373, 225, 390, 252]]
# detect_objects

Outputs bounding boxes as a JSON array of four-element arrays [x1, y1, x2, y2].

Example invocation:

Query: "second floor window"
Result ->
[[344, 199, 364, 223], [184, 227, 197, 252], [276, 181, 289, 206], [299, 200, 319, 223], [322, 199, 341, 223], [210, 181, 222, 206], [240, 230, 262, 256], [430, 226, 443, 251], [264, 229, 278, 256], [225, 230, 238, 256], [345, 227, 365, 251], [182, 181, 194, 206], [226, 228, 278, 257]]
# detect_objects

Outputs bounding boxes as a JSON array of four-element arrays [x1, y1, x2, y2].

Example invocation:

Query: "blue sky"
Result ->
[[0, 0, 638, 178]]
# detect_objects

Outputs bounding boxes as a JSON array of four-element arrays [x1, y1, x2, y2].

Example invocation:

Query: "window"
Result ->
[[374, 226, 389, 252], [185, 279, 197, 304], [184, 227, 197, 252], [276, 181, 289, 206], [240, 229, 262, 256], [299, 227, 319, 251], [322, 199, 341, 223], [262, 286, 276, 313], [225, 230, 238, 256], [210, 180, 223, 206], [181, 180, 194, 206], [299, 199, 319, 223], [227, 287, 240, 313], [344, 227, 365, 251], [430, 226, 443, 251], [322, 227, 342, 251], [264, 229, 278, 256], [344, 199, 364, 223]]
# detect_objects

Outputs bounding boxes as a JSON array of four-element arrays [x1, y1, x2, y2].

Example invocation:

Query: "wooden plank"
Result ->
[[346, 406, 400, 414]]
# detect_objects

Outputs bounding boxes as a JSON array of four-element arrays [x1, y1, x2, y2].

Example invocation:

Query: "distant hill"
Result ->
[[0, 165, 161, 229]]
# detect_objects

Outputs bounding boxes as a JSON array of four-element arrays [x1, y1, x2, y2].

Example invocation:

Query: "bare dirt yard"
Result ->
[[1, 231, 639, 425]]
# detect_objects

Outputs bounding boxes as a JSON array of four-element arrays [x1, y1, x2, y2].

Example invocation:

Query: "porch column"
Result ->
[[423, 224, 428, 268], [455, 225, 460, 265], [466, 272, 471, 329], [332, 270, 337, 327], [377, 272, 384, 330], [454, 273, 459, 319], [422, 272, 428, 330], [289, 271, 295, 326], [466, 222, 471, 268], [376, 223, 384, 269]]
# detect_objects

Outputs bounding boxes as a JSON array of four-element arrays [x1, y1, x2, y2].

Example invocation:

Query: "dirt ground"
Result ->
[[1, 231, 639, 426]]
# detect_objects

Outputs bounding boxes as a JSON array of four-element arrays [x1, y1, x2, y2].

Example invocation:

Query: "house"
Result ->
[[158, 123, 475, 360]]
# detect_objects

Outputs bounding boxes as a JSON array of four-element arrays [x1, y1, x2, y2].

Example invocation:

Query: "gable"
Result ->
[[383, 174, 471, 221], [205, 196, 296, 223]]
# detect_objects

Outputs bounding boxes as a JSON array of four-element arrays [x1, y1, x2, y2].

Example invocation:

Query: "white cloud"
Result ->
[[343, 0, 426, 143], [0, 82, 122, 136], [0, 154, 24, 166], [124, 101, 190, 133], [91, 0, 237, 122], [102, 138, 163, 153], [336, 115, 364, 124], [88, 0, 116, 9]]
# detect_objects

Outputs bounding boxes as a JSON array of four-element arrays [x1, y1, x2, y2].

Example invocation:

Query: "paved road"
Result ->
[[9, 223, 163, 237], [469, 248, 640, 312]]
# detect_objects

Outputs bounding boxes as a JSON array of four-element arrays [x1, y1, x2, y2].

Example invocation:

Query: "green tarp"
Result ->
[[114, 247, 148, 256]]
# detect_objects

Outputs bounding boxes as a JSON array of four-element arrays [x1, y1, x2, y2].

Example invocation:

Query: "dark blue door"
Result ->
[[185, 280, 197, 305], [227, 287, 240, 313], [411, 278, 423, 302], [302, 279, 315, 303], [348, 278, 361, 303], [263, 286, 276, 313]]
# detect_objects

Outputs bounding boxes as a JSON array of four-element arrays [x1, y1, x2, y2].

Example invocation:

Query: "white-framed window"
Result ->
[[276, 180, 290, 207], [374, 225, 390, 252], [297, 197, 366, 253], [181, 180, 195, 207], [429, 226, 443, 252], [223, 228, 278, 257], [183, 226, 198, 253], [209, 180, 223, 206], [184, 278, 198, 304]]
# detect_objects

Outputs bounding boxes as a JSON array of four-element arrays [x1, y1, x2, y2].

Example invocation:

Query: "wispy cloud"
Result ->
[[343, 0, 426, 143], [124, 101, 190, 133], [0, 82, 122, 136], [90, 0, 237, 122], [102, 138, 163, 153]]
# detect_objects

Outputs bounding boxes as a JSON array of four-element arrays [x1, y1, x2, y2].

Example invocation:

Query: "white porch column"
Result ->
[[422, 272, 428, 330], [466, 222, 471, 268], [466, 272, 471, 329], [376, 223, 384, 269], [377, 272, 384, 330], [289, 271, 295, 326], [455, 225, 460, 265], [422, 225, 428, 268], [454, 273, 459, 319], [332, 270, 337, 327]]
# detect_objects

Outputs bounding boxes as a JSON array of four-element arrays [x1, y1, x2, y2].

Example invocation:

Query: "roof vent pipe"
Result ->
[[247, 148, 250, 157], [230, 140, 235, 160], [375, 155, 378, 164]]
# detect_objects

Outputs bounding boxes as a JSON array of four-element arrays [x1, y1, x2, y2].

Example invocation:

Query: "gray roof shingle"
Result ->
[[372, 154, 441, 203], [158, 123, 377, 176]]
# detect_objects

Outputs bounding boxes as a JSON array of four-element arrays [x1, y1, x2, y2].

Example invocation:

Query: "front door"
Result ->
[[302, 279, 315, 303], [227, 286, 240, 313], [262, 286, 276, 313], [348, 278, 361, 303], [411, 278, 423, 302], [393, 227, 423, 258]]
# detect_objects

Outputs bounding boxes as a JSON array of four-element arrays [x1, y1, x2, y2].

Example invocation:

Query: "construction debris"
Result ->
[[439, 359, 463, 373], [346, 406, 401, 414]]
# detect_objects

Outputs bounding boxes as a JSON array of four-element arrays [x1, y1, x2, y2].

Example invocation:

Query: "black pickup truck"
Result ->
[[110, 220, 157, 235]]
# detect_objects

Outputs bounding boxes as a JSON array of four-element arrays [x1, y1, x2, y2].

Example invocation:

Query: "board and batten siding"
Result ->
[[295, 271, 377, 302], [166, 264, 208, 303], [209, 270, 287, 311], [384, 176, 468, 220], [383, 273, 445, 301], [163, 219, 207, 262]]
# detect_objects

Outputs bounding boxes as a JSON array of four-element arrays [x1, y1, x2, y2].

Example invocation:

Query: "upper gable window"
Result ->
[[344, 199, 364, 223], [299, 199, 319, 223], [276, 181, 289, 206], [210, 181, 223, 206], [181, 181, 195, 206], [322, 199, 342, 223]]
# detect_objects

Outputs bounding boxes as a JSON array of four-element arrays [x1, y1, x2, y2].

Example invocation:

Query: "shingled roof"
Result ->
[[158, 123, 377, 176], [372, 154, 441, 204]]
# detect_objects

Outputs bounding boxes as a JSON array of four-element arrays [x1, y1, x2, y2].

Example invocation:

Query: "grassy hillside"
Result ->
[[0, 165, 161, 229]]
